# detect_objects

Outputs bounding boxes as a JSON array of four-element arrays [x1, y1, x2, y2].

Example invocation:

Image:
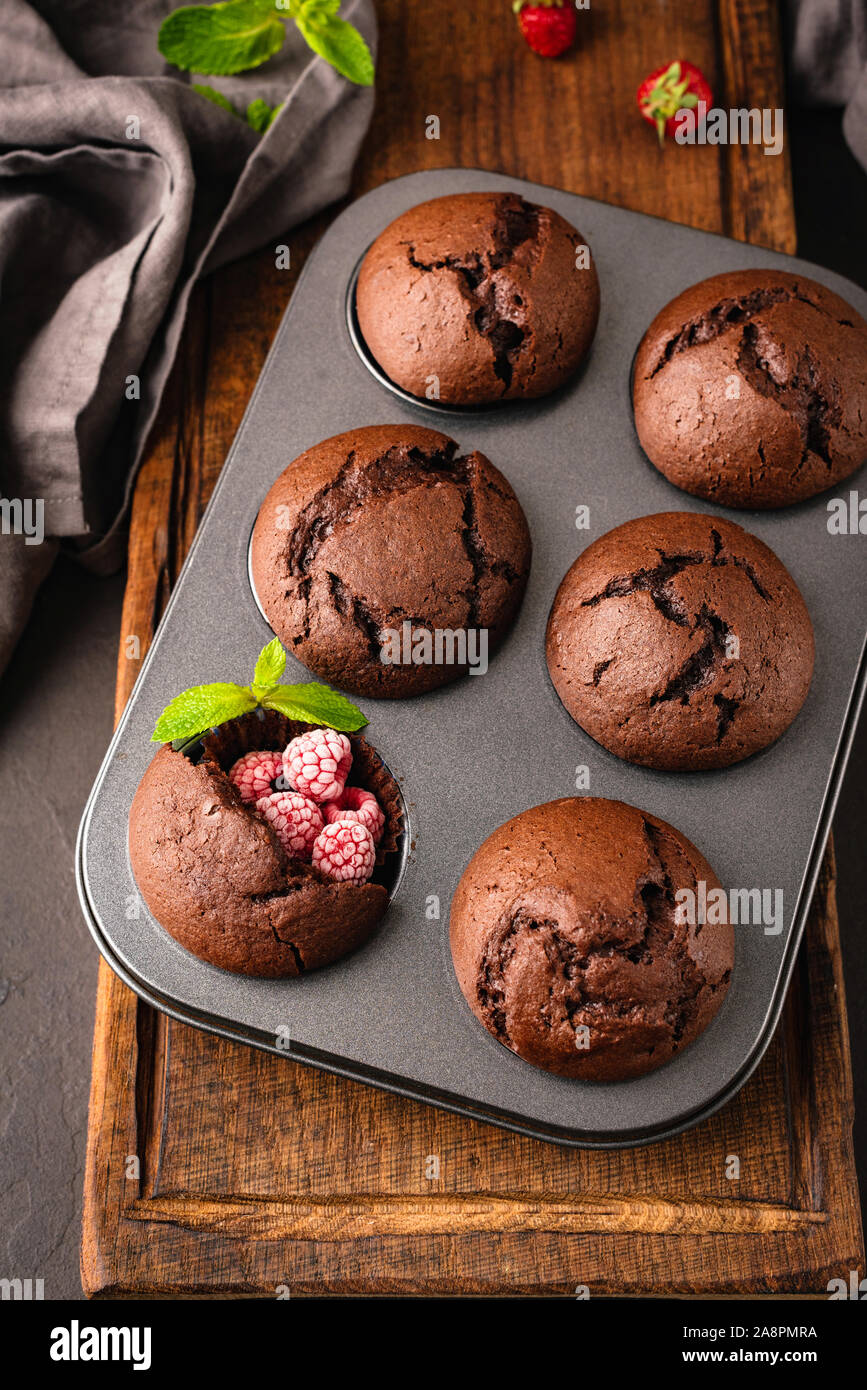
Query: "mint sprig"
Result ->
[[263, 684, 365, 727], [246, 97, 282, 132], [160, 0, 285, 77], [252, 635, 286, 687], [191, 84, 282, 133], [153, 682, 258, 743], [152, 640, 368, 742], [294, 2, 375, 85], [159, 0, 374, 88], [192, 82, 236, 112]]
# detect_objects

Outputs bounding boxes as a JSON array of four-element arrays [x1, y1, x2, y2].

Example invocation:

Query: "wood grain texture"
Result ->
[[82, 850, 862, 1297], [83, 0, 859, 1297]]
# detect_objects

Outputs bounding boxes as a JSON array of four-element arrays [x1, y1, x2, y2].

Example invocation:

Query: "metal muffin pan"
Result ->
[[77, 168, 867, 1147]]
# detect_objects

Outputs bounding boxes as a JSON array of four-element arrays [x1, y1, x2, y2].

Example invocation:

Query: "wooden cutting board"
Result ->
[[81, 0, 864, 1297]]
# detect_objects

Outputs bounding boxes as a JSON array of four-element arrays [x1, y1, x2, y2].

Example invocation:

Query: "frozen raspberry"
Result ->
[[228, 749, 284, 804], [322, 786, 385, 845], [256, 791, 324, 860], [283, 728, 352, 804], [312, 821, 376, 883]]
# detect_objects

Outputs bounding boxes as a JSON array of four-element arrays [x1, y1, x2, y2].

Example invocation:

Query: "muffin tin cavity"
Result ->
[[248, 424, 532, 699], [128, 711, 408, 978], [632, 269, 867, 509], [181, 714, 409, 904], [546, 512, 815, 771], [450, 797, 733, 1082], [351, 190, 600, 410]]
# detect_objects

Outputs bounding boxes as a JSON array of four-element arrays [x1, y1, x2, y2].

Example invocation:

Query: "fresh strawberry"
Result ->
[[637, 60, 712, 145], [514, 0, 577, 59]]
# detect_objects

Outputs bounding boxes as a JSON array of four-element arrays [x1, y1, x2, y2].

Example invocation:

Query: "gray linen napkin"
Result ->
[[787, 0, 867, 165], [0, 0, 376, 674]]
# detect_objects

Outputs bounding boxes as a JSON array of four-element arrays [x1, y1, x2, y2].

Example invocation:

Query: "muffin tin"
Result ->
[[76, 169, 867, 1147]]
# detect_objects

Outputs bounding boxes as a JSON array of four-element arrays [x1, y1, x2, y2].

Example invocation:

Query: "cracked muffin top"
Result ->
[[546, 512, 814, 771], [250, 424, 532, 698], [355, 191, 600, 405], [633, 268, 867, 508], [449, 797, 733, 1081], [129, 711, 403, 978]]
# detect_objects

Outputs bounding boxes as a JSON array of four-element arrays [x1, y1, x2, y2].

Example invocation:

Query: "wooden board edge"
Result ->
[[717, 0, 797, 252]]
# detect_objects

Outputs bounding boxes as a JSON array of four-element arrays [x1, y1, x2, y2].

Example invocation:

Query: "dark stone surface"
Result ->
[[787, 100, 867, 1236], [0, 557, 124, 1300]]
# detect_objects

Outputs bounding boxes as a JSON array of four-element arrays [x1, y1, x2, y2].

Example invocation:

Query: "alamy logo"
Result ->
[[49, 1320, 152, 1371], [827, 490, 867, 534], [0, 1276, 43, 1300], [827, 1269, 867, 1299], [379, 620, 488, 675], [675, 880, 784, 936], [0, 497, 44, 545], [675, 103, 784, 156]]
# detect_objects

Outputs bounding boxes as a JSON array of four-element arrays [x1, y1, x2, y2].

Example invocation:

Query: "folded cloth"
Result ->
[[0, 0, 376, 674], [787, 0, 867, 165]]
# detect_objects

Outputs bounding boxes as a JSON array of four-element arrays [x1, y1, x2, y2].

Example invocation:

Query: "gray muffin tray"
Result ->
[[77, 169, 867, 1148]]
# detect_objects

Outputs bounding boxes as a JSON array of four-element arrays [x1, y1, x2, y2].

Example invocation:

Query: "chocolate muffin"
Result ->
[[250, 424, 532, 698], [355, 191, 600, 405], [450, 797, 733, 1081], [546, 512, 814, 771], [129, 711, 403, 977], [633, 269, 867, 508]]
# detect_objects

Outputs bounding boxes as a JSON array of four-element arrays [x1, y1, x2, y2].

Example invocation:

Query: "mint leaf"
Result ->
[[152, 682, 257, 743], [295, 0, 340, 13], [281, 0, 340, 17], [253, 636, 287, 687], [262, 683, 368, 731], [159, 0, 286, 76], [192, 83, 237, 114], [295, 10, 374, 86], [246, 97, 281, 133]]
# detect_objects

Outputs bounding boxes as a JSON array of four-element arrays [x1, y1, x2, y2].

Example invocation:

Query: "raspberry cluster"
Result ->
[[229, 729, 381, 883]]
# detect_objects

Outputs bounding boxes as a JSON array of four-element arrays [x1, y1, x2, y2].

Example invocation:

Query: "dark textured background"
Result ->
[[787, 99, 867, 1246], [1, 103, 865, 1301]]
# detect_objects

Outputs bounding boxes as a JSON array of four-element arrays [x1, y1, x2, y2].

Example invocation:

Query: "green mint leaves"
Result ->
[[160, 0, 285, 77], [192, 82, 236, 112], [245, 97, 282, 132], [151, 639, 368, 742], [262, 684, 366, 727], [159, 0, 374, 87], [192, 84, 282, 133], [293, 3, 375, 85], [153, 682, 258, 743], [251, 635, 287, 688]]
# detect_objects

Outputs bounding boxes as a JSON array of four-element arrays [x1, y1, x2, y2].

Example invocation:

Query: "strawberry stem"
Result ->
[[641, 60, 699, 144]]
